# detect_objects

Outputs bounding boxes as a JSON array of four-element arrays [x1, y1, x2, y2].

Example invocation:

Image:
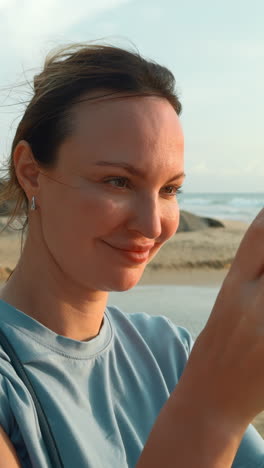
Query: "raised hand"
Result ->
[[181, 207, 264, 427], [137, 208, 264, 468]]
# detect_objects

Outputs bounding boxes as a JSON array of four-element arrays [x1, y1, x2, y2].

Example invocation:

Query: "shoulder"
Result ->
[[107, 305, 193, 352], [0, 340, 31, 437], [106, 305, 193, 385]]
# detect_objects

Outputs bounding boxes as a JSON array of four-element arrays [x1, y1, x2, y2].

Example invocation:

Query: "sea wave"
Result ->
[[179, 193, 264, 223]]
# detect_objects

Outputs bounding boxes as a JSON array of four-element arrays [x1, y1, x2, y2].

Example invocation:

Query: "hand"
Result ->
[[175, 208, 264, 429], [137, 210, 264, 468]]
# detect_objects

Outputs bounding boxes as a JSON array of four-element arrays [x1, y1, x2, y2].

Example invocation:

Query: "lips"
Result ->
[[103, 241, 154, 264], [117, 245, 154, 253]]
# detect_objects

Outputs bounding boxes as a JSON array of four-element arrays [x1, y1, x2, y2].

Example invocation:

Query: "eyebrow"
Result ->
[[94, 161, 186, 184]]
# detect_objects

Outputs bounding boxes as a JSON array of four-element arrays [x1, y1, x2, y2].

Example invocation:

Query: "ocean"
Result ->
[[178, 192, 264, 224]]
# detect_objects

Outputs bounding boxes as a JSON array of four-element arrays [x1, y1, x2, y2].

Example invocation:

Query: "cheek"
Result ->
[[41, 186, 130, 240], [75, 193, 130, 234], [37, 189, 129, 273]]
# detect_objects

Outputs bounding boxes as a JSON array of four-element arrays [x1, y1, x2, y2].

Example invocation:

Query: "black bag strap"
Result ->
[[0, 329, 64, 468]]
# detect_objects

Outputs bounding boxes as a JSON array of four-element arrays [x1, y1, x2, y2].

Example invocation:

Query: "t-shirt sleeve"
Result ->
[[232, 424, 264, 467], [126, 312, 194, 392]]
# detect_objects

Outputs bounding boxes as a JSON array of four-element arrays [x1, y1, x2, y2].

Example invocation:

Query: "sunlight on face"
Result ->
[[37, 96, 184, 292]]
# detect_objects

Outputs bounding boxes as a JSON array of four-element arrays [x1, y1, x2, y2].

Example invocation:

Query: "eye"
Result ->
[[103, 176, 130, 188], [161, 185, 183, 197]]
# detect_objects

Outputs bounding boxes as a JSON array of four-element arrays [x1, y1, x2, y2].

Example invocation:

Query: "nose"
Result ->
[[128, 194, 162, 239]]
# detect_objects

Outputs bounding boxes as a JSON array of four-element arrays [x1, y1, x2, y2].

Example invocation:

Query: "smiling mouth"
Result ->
[[103, 242, 152, 264]]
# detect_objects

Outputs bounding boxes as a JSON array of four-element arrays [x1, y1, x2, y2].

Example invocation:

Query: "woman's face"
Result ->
[[37, 96, 184, 291]]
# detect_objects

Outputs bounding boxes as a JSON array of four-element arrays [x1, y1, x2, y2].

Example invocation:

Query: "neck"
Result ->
[[0, 237, 109, 342]]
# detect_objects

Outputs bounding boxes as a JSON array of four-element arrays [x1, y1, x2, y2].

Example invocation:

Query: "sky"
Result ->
[[0, 0, 263, 192]]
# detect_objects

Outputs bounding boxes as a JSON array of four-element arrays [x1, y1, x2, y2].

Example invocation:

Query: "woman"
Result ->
[[0, 43, 264, 468]]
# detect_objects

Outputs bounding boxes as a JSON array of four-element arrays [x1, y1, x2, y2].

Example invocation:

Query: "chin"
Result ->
[[102, 267, 145, 292]]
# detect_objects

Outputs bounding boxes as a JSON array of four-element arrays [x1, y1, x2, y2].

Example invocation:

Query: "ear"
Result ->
[[13, 140, 40, 201]]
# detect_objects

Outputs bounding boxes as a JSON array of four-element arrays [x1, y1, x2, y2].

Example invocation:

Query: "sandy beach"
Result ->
[[1, 215, 264, 437], [141, 219, 248, 278], [0, 217, 249, 284]]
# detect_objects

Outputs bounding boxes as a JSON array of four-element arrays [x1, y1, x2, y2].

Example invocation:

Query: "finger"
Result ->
[[229, 208, 264, 281]]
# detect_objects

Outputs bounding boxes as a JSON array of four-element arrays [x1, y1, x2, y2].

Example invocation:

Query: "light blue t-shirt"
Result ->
[[0, 299, 263, 468]]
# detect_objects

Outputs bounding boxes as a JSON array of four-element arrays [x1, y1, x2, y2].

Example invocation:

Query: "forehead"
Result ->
[[72, 94, 182, 142], [59, 95, 184, 172]]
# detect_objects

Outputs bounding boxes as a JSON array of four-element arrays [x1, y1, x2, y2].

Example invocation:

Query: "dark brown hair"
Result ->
[[0, 42, 182, 233]]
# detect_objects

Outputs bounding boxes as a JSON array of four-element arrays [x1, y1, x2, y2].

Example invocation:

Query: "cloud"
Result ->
[[0, 0, 133, 162], [189, 158, 264, 178], [0, 0, 14, 7], [0, 0, 132, 60], [242, 158, 264, 174], [189, 161, 211, 175]]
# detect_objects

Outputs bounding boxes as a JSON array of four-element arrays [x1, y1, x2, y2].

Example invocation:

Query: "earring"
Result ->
[[30, 196, 36, 211]]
